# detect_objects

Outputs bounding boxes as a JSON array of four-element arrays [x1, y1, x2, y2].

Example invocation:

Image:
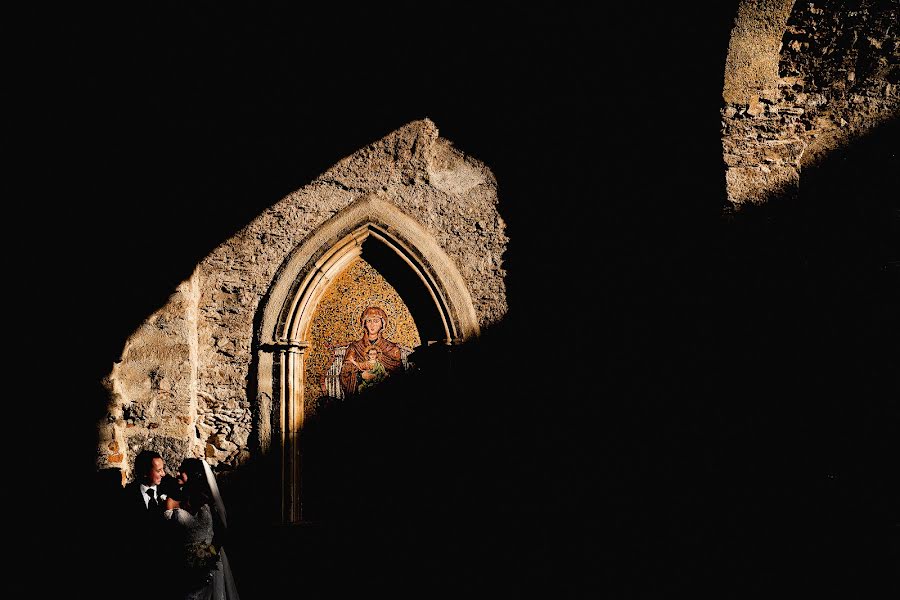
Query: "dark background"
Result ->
[[8, 2, 898, 597]]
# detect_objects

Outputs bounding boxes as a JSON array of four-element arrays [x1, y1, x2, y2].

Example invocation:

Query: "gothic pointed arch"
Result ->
[[256, 193, 480, 522], [98, 120, 507, 526], [259, 193, 479, 349]]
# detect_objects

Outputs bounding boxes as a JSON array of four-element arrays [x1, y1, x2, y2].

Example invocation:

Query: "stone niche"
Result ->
[[98, 119, 508, 521]]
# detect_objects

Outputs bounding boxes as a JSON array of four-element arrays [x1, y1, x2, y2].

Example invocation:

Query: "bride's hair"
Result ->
[[179, 458, 212, 511], [179, 458, 205, 482]]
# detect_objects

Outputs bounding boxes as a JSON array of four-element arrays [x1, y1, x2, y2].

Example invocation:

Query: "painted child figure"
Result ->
[[349, 346, 387, 392]]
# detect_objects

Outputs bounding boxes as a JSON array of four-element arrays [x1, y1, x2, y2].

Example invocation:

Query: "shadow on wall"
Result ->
[[44, 2, 897, 593], [72, 107, 899, 600], [215, 116, 899, 599]]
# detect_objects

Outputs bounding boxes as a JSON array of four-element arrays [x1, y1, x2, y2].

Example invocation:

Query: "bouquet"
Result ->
[[187, 541, 219, 569], [183, 541, 220, 588]]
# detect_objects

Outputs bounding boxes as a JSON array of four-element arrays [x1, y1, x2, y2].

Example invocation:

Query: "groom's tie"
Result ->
[[146, 488, 158, 511]]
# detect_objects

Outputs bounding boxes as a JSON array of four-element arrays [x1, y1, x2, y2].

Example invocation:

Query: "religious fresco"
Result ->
[[304, 257, 421, 413], [337, 305, 403, 396]]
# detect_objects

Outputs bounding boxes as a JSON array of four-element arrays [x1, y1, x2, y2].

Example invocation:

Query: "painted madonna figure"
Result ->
[[339, 306, 402, 396], [164, 458, 240, 600]]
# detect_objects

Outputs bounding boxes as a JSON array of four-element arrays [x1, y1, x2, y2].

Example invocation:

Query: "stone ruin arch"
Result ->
[[722, 0, 898, 205], [256, 195, 481, 521], [99, 119, 508, 523]]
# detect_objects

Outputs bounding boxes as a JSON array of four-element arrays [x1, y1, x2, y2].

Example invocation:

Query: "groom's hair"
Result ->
[[133, 450, 162, 483]]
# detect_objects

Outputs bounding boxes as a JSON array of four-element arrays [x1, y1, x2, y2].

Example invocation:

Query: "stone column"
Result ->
[[269, 338, 308, 523]]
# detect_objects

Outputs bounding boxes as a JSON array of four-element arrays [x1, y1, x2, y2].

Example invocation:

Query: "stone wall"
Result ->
[[722, 0, 899, 205], [99, 119, 508, 479]]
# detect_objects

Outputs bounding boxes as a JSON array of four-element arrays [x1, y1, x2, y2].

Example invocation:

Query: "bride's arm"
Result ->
[[165, 497, 181, 510]]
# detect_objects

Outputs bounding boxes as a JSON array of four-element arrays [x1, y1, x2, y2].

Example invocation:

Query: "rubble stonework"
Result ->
[[99, 119, 508, 479], [723, 0, 899, 205]]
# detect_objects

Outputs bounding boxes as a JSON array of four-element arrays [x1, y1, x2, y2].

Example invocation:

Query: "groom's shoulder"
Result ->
[[122, 481, 142, 498]]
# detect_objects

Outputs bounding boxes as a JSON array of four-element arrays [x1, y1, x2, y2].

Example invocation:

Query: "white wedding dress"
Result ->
[[164, 504, 241, 600]]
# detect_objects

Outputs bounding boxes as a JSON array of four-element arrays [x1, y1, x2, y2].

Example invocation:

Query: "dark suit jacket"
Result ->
[[121, 482, 168, 550], [123, 476, 179, 515], [121, 482, 177, 600]]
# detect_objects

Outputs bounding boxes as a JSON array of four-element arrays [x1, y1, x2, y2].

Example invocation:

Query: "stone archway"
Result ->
[[722, 0, 899, 205], [98, 119, 507, 524], [256, 194, 480, 522]]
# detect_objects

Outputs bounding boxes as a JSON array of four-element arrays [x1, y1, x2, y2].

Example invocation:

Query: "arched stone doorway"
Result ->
[[98, 120, 507, 525], [256, 194, 480, 523]]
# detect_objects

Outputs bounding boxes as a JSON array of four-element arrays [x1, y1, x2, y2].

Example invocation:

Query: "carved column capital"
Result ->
[[262, 339, 310, 353]]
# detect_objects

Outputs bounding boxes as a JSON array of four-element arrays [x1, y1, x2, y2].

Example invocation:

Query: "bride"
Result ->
[[164, 458, 241, 600]]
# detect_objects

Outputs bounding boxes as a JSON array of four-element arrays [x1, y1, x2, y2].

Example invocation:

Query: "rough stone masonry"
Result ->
[[723, 0, 898, 205], [99, 119, 508, 479]]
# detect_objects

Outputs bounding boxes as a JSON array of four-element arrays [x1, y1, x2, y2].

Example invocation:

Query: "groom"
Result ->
[[123, 450, 169, 519], [122, 450, 176, 598]]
